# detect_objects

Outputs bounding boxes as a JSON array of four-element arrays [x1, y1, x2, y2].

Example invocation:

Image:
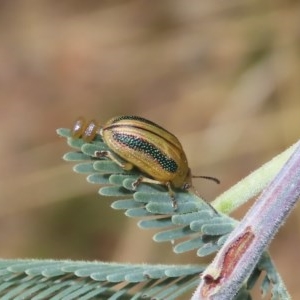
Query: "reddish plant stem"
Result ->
[[194, 141, 300, 300]]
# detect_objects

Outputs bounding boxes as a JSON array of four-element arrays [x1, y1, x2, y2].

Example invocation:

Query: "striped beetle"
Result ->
[[72, 115, 219, 211]]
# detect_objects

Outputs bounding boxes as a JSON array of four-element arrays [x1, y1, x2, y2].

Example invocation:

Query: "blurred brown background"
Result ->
[[0, 0, 299, 298]]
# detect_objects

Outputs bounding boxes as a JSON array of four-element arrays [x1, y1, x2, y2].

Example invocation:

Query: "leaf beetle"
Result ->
[[71, 115, 219, 211]]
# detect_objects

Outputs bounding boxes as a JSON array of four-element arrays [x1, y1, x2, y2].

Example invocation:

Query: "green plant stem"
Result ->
[[212, 141, 298, 214]]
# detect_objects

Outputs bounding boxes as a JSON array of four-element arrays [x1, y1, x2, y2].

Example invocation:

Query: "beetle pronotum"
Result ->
[[71, 116, 219, 211]]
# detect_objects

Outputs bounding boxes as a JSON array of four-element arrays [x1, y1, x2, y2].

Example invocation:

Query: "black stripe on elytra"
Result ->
[[113, 132, 178, 173]]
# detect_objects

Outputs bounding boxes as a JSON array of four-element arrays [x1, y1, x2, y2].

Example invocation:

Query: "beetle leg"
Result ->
[[166, 181, 177, 210], [94, 150, 134, 171], [132, 176, 164, 189], [131, 176, 143, 189], [132, 176, 178, 210]]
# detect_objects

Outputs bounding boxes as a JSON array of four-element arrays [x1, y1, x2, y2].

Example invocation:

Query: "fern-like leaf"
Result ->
[[0, 259, 205, 300], [56, 127, 290, 299], [57, 128, 234, 258]]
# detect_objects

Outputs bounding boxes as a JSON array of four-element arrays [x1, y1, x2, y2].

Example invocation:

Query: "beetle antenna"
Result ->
[[189, 185, 219, 215], [192, 175, 220, 185]]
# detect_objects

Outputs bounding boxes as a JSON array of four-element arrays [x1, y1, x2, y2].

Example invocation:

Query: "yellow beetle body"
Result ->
[[101, 116, 192, 189]]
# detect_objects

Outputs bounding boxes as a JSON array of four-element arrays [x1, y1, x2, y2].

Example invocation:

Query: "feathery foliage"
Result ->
[[0, 127, 292, 300], [50, 127, 291, 299]]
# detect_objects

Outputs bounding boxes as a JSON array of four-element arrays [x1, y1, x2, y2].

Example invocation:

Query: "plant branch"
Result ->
[[193, 141, 300, 300]]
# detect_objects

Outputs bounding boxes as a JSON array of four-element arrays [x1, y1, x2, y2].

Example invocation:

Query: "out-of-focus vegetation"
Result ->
[[0, 1, 299, 298]]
